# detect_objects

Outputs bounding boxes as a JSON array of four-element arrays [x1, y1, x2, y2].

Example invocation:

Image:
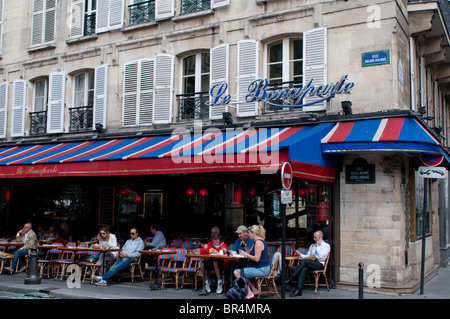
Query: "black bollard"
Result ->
[[358, 262, 364, 299], [24, 247, 41, 285]]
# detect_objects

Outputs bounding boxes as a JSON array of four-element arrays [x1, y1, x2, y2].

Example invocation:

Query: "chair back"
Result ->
[[170, 249, 187, 267], [181, 241, 194, 250], [297, 248, 309, 255], [276, 245, 293, 256], [170, 239, 183, 248], [76, 243, 89, 258], [158, 251, 174, 267], [267, 245, 277, 256], [60, 242, 76, 259], [8, 240, 18, 252]]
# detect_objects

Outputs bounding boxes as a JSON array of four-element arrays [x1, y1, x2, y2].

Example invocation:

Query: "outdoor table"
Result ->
[[185, 253, 248, 290], [58, 246, 122, 275], [0, 242, 24, 249], [139, 249, 176, 290]]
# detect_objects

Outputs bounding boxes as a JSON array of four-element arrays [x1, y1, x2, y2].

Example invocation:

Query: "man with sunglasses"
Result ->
[[94, 227, 144, 286]]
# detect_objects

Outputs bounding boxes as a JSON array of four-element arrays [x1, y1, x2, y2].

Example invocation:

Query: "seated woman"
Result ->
[[233, 225, 270, 299], [92, 226, 118, 273]]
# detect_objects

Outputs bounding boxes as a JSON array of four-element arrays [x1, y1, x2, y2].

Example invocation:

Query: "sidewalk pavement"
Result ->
[[0, 266, 449, 300]]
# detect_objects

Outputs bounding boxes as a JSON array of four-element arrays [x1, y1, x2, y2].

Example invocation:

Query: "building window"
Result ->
[[178, 52, 210, 120], [180, 0, 211, 15], [31, 0, 56, 46], [70, 71, 94, 132], [128, 0, 155, 26], [30, 78, 48, 135], [267, 38, 303, 85], [84, 0, 97, 35]]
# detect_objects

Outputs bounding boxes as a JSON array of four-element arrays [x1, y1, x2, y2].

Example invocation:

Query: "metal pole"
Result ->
[[358, 262, 364, 299], [280, 202, 286, 299], [420, 179, 428, 295], [24, 247, 41, 285]]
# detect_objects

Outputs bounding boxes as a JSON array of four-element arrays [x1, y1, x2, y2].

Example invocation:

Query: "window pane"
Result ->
[[34, 80, 47, 111], [268, 41, 283, 63], [183, 76, 195, 94], [201, 53, 210, 73], [74, 74, 85, 107], [183, 55, 196, 76], [291, 39, 302, 60], [201, 74, 209, 92], [268, 63, 282, 83]]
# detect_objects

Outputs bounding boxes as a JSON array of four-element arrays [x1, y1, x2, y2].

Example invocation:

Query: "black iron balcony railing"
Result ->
[[177, 92, 210, 121], [262, 80, 303, 114], [128, 0, 155, 26], [181, 0, 211, 15], [29, 111, 47, 136], [84, 13, 96, 36], [69, 106, 93, 132]]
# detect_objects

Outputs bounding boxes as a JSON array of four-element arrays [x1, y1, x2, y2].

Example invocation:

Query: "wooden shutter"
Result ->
[[96, 0, 124, 33], [410, 37, 418, 111], [123, 59, 154, 127], [209, 43, 229, 120], [11, 80, 27, 137], [0, 82, 8, 138], [93, 64, 108, 129], [70, 0, 85, 38], [31, 0, 56, 45], [139, 59, 155, 125], [155, 0, 174, 21], [211, 0, 229, 9], [47, 72, 65, 133], [154, 54, 174, 124], [303, 27, 327, 111], [237, 40, 259, 117]]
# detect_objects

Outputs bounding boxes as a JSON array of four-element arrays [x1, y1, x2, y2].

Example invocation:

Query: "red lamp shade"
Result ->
[[185, 188, 196, 196], [199, 188, 209, 196]]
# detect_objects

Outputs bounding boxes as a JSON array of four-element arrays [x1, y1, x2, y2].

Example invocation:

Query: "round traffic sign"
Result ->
[[420, 153, 444, 167], [281, 162, 293, 190]]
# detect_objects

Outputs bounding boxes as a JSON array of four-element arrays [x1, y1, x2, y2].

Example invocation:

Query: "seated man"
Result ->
[[9, 222, 37, 273], [285, 230, 330, 297], [142, 224, 167, 270], [231, 225, 254, 252], [94, 227, 144, 286], [199, 228, 228, 294]]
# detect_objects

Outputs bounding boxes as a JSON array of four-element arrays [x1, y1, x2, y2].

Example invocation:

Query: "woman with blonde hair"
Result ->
[[92, 226, 118, 273], [233, 225, 270, 299]]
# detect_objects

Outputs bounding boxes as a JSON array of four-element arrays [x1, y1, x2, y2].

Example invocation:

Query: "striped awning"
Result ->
[[0, 123, 338, 181], [321, 117, 449, 159]]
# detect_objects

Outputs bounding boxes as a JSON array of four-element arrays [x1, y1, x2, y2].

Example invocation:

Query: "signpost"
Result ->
[[418, 165, 446, 294], [280, 162, 293, 299]]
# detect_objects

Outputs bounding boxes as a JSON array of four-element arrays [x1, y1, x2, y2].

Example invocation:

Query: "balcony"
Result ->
[[181, 0, 211, 15], [177, 92, 210, 121], [128, 1, 155, 26], [262, 80, 303, 114], [29, 111, 47, 136], [69, 106, 93, 133]]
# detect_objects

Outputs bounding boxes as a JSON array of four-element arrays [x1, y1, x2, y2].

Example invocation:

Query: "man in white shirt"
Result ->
[[285, 230, 330, 297], [94, 227, 144, 286]]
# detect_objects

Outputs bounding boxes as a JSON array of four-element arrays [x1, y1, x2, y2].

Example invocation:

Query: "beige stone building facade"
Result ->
[[0, 0, 449, 293]]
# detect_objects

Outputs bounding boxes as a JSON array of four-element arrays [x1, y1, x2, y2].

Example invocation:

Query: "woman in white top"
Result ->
[[93, 227, 118, 272]]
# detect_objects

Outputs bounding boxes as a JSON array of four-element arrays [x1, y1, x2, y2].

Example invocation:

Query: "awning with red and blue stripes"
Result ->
[[0, 123, 338, 182], [321, 117, 449, 159]]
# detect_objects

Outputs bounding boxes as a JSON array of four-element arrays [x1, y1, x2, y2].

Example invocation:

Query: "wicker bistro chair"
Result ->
[[305, 252, 331, 293], [159, 249, 187, 290], [181, 256, 202, 290], [117, 255, 144, 283], [276, 245, 294, 256], [53, 242, 77, 280], [37, 244, 64, 278], [287, 248, 309, 274], [0, 248, 15, 274], [255, 252, 281, 299], [77, 249, 102, 284]]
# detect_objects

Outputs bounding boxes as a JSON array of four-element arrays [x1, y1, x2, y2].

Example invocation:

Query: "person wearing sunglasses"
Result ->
[[94, 227, 144, 286], [92, 226, 119, 273]]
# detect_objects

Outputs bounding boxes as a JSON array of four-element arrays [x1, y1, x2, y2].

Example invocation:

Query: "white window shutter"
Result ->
[[154, 54, 174, 124], [94, 64, 108, 129], [237, 40, 258, 117], [0, 82, 8, 138], [123, 61, 138, 127], [210, 43, 229, 120], [11, 80, 27, 137], [31, 0, 44, 46], [155, 0, 174, 21], [139, 59, 155, 125], [44, 0, 56, 43], [70, 0, 85, 38], [211, 0, 229, 9], [31, 0, 56, 46], [303, 27, 327, 111], [410, 37, 418, 111], [47, 72, 65, 134], [109, 0, 124, 30]]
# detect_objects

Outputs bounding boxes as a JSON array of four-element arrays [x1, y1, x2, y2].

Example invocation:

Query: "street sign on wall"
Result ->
[[418, 166, 446, 179], [281, 162, 293, 190]]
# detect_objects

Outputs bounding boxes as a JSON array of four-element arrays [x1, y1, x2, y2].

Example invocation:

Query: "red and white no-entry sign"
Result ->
[[281, 162, 293, 190]]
